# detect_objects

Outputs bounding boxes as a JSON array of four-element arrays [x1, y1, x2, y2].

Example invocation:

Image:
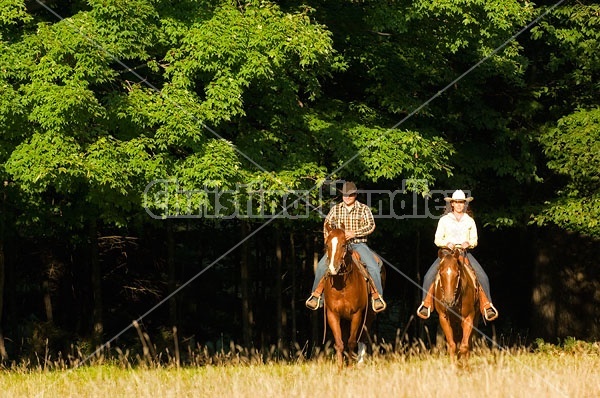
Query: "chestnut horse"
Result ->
[[434, 248, 479, 366], [322, 224, 385, 369]]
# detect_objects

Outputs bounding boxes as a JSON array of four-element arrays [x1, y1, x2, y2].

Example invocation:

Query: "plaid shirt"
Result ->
[[323, 201, 376, 244]]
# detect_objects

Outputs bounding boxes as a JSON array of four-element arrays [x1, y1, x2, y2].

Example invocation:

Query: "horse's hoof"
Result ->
[[357, 342, 367, 364]]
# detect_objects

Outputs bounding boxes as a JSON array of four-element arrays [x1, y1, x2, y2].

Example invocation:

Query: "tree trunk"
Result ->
[[289, 232, 297, 347], [240, 221, 252, 347], [89, 220, 103, 346], [167, 219, 177, 326], [414, 230, 423, 339], [531, 227, 599, 341], [275, 227, 284, 350], [310, 234, 319, 345], [0, 186, 7, 360], [0, 238, 8, 360], [42, 279, 53, 323], [531, 228, 559, 341]]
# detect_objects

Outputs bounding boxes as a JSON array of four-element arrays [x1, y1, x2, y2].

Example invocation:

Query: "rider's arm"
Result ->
[[434, 216, 449, 247], [465, 216, 478, 248]]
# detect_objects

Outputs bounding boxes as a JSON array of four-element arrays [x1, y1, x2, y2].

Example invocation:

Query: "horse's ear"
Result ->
[[453, 249, 461, 259], [324, 223, 333, 238], [438, 248, 446, 259]]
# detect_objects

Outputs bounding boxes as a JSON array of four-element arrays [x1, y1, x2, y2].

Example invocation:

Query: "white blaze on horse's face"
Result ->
[[439, 256, 459, 306], [328, 236, 339, 274]]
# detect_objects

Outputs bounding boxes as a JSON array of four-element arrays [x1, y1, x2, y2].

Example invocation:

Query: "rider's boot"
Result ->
[[478, 288, 499, 321], [361, 266, 386, 313], [417, 283, 435, 319], [353, 253, 386, 313], [305, 277, 325, 310]]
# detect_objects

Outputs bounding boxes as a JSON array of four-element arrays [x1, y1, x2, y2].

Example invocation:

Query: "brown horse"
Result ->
[[322, 224, 385, 369], [434, 248, 479, 366]]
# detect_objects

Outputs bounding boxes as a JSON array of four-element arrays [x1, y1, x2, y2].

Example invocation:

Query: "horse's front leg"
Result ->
[[438, 313, 457, 363], [326, 312, 344, 370], [347, 313, 364, 365], [458, 313, 475, 367]]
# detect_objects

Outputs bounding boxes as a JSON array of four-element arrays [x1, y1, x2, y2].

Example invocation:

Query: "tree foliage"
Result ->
[[534, 107, 600, 236], [0, 0, 599, 356]]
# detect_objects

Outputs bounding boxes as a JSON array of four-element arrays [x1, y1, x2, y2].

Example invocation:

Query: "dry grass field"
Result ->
[[1, 340, 598, 398]]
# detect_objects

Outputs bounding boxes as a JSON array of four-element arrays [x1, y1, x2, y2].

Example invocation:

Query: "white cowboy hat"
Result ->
[[444, 189, 474, 202]]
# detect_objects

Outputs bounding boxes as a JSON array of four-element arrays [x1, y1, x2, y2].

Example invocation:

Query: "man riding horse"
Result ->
[[417, 189, 499, 321], [305, 181, 386, 313]]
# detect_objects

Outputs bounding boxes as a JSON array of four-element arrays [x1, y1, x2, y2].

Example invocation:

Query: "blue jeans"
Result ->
[[312, 243, 384, 296], [421, 253, 492, 301]]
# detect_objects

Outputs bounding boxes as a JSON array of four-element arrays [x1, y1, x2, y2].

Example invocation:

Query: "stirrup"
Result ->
[[484, 304, 499, 321], [417, 302, 431, 319], [305, 295, 322, 311], [372, 297, 387, 313]]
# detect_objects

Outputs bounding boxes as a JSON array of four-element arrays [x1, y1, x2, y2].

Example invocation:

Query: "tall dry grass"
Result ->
[[0, 339, 598, 398]]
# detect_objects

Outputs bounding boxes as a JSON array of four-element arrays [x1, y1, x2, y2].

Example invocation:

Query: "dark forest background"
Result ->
[[0, 0, 598, 362]]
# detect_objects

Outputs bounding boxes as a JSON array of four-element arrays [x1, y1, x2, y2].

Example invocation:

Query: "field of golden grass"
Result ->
[[1, 341, 598, 398]]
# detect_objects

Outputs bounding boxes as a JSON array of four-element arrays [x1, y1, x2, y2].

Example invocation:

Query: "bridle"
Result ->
[[438, 253, 462, 307], [326, 240, 351, 276]]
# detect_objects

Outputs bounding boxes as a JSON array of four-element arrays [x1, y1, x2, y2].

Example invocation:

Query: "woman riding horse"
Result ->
[[435, 247, 479, 364], [417, 189, 499, 321]]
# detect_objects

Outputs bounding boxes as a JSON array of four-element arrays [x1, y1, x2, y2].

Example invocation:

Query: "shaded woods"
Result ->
[[0, 215, 597, 362]]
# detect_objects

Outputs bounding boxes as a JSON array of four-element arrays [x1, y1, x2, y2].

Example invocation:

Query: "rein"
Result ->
[[332, 254, 353, 276], [325, 244, 351, 278], [439, 249, 479, 307], [439, 253, 462, 306]]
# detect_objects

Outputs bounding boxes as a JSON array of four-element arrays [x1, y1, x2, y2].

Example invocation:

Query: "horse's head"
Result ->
[[437, 248, 461, 307], [324, 223, 348, 275]]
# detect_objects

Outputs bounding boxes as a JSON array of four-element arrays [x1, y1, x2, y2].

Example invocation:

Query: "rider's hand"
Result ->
[[345, 230, 356, 240], [447, 243, 455, 250], [461, 242, 470, 249]]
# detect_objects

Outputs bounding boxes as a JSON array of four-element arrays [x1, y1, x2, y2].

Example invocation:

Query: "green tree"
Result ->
[[1, 0, 599, 357], [527, 2, 600, 237], [534, 107, 600, 237]]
